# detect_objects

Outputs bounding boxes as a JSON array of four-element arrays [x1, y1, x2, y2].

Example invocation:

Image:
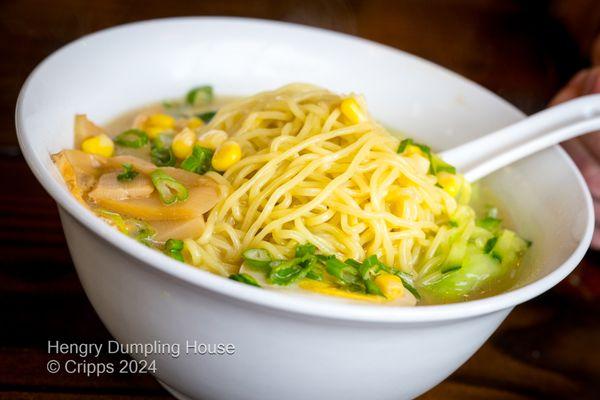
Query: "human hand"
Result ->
[[552, 67, 600, 249]]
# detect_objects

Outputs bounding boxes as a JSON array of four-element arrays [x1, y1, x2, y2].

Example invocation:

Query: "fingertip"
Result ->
[[591, 229, 600, 250]]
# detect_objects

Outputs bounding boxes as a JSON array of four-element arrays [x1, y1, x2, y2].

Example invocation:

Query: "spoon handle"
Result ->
[[439, 94, 600, 181]]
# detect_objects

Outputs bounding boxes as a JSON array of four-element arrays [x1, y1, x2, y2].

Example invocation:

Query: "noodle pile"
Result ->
[[184, 84, 459, 276]]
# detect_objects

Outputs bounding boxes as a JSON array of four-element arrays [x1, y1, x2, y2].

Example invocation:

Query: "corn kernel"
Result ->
[[197, 130, 228, 149], [437, 172, 461, 197], [374, 273, 404, 299], [404, 144, 425, 157], [187, 117, 204, 130], [171, 128, 196, 159], [81, 134, 114, 157], [146, 113, 175, 128], [299, 280, 386, 303], [340, 97, 367, 124], [143, 113, 175, 138], [212, 140, 242, 171]]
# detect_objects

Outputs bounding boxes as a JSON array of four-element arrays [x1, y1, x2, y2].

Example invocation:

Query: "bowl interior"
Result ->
[[17, 17, 592, 313]]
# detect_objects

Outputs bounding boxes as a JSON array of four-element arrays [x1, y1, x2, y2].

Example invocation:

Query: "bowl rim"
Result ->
[[15, 16, 594, 323]]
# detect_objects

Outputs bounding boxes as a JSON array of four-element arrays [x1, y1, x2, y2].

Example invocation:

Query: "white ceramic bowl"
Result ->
[[16, 17, 593, 400]]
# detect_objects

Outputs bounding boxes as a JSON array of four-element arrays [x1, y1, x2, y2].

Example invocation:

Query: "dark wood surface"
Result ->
[[2, 1, 600, 399]]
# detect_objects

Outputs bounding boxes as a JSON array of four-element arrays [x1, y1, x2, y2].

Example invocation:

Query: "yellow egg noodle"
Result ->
[[186, 84, 458, 277], [54, 83, 529, 305]]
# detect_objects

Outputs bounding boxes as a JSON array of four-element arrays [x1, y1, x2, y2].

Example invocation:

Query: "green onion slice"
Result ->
[[181, 145, 214, 175], [397, 138, 455, 175], [477, 217, 502, 232], [197, 111, 217, 123], [484, 237, 498, 253], [268, 259, 308, 286], [229, 273, 261, 287], [325, 258, 361, 286], [150, 169, 189, 205], [295, 243, 317, 258], [114, 129, 148, 148], [151, 147, 176, 167], [242, 248, 272, 271], [165, 238, 184, 262], [186, 86, 213, 106], [117, 163, 138, 182], [365, 279, 384, 296]]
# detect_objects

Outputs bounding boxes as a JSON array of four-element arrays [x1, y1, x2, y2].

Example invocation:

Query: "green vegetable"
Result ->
[[181, 145, 214, 175], [441, 265, 462, 274], [151, 147, 176, 167], [197, 111, 217, 123], [295, 243, 317, 258], [150, 169, 189, 205], [186, 86, 213, 106], [443, 241, 467, 271], [114, 129, 148, 148], [150, 133, 176, 167], [116, 163, 138, 182], [477, 217, 502, 232], [483, 237, 498, 253], [325, 258, 362, 288], [397, 138, 455, 174], [429, 153, 456, 174], [344, 258, 362, 269], [359, 254, 384, 296], [130, 221, 156, 247], [420, 249, 501, 302], [242, 248, 272, 271], [268, 259, 310, 286], [489, 229, 530, 266], [229, 273, 261, 287], [165, 239, 184, 262], [306, 264, 324, 281], [135, 228, 155, 247], [364, 279, 384, 296], [397, 138, 430, 154]]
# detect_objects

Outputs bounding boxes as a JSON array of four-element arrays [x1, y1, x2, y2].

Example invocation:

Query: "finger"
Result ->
[[591, 228, 600, 250], [562, 138, 600, 199], [576, 68, 600, 161], [594, 200, 600, 219], [582, 66, 600, 94], [549, 69, 590, 106]]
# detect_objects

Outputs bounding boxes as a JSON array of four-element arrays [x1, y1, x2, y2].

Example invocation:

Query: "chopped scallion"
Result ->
[[150, 169, 189, 205], [229, 273, 261, 287], [295, 243, 317, 258], [150, 133, 176, 167], [117, 163, 138, 182], [197, 111, 217, 123], [165, 239, 184, 262], [242, 248, 272, 271], [186, 85, 213, 106], [114, 129, 148, 148], [268, 259, 309, 286], [325, 258, 361, 287], [181, 145, 214, 175]]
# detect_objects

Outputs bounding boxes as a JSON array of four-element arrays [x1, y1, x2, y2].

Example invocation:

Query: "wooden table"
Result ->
[[1, 1, 599, 399]]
